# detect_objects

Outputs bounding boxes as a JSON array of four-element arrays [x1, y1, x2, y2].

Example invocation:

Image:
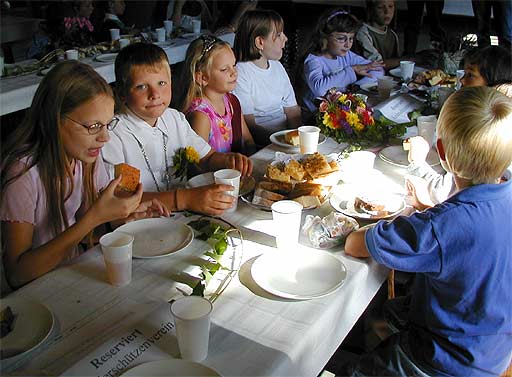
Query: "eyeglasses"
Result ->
[[64, 115, 119, 135], [199, 35, 220, 62], [330, 34, 354, 44]]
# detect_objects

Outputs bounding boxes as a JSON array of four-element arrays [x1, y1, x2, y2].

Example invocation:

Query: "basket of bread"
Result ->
[[241, 152, 341, 210], [412, 69, 456, 87]]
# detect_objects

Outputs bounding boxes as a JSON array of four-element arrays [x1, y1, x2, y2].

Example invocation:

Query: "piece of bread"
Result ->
[[259, 180, 293, 194], [284, 130, 300, 146], [354, 197, 386, 212], [293, 195, 322, 208], [254, 187, 286, 202], [284, 159, 306, 181], [267, 164, 291, 183], [252, 195, 275, 207], [302, 153, 332, 178], [288, 182, 324, 199], [114, 163, 140, 194]]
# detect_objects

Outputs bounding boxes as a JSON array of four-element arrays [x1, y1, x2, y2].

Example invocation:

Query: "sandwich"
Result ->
[[114, 163, 140, 196]]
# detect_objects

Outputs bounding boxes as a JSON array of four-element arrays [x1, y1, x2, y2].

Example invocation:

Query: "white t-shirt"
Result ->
[[233, 60, 298, 132], [102, 108, 211, 192]]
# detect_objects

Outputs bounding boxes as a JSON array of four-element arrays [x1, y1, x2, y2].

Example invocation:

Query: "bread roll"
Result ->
[[114, 163, 140, 195], [293, 195, 321, 208]]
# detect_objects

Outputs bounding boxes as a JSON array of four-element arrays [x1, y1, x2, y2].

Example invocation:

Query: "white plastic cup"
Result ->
[[164, 20, 174, 39], [213, 169, 241, 213], [377, 76, 395, 99], [110, 28, 120, 41], [171, 296, 212, 362], [65, 49, 79, 60], [271, 200, 303, 251], [192, 19, 201, 34], [456, 69, 464, 90], [155, 27, 166, 42], [298, 126, 320, 154], [99, 231, 134, 287], [118, 38, 130, 49], [438, 87, 455, 108], [417, 115, 437, 147], [400, 60, 415, 81]]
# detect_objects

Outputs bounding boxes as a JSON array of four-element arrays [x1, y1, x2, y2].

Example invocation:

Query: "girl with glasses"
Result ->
[[0, 61, 168, 290], [302, 9, 385, 113]]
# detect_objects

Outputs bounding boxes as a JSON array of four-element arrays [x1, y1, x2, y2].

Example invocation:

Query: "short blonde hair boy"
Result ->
[[437, 86, 512, 185]]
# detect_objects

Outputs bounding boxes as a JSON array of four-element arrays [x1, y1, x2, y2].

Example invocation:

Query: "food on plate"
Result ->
[[258, 180, 293, 194], [354, 196, 386, 212], [402, 139, 411, 151], [250, 180, 330, 209], [288, 182, 326, 199], [293, 195, 321, 208], [284, 130, 300, 146], [254, 186, 286, 202], [266, 153, 340, 184], [413, 69, 456, 86], [267, 164, 291, 183], [114, 163, 140, 195], [1, 306, 15, 338], [284, 159, 305, 181], [302, 152, 334, 179]]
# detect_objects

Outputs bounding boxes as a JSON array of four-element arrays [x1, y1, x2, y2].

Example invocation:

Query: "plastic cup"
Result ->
[[110, 28, 120, 41], [400, 60, 415, 81], [65, 49, 79, 60], [170, 296, 212, 362], [298, 126, 320, 154], [377, 76, 395, 99], [417, 115, 437, 147], [164, 20, 173, 39], [192, 19, 201, 34], [118, 38, 130, 49], [271, 200, 303, 251], [213, 169, 241, 213], [99, 231, 134, 287], [155, 28, 166, 42], [438, 87, 455, 108], [456, 69, 464, 90]]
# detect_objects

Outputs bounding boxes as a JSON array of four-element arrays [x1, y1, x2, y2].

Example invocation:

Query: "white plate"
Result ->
[[154, 40, 175, 47], [114, 218, 193, 259], [360, 82, 379, 94], [0, 297, 54, 360], [251, 249, 347, 299], [379, 145, 440, 167], [39, 66, 54, 76], [389, 66, 427, 79], [269, 129, 327, 150], [330, 192, 406, 220], [187, 173, 255, 196], [121, 359, 220, 376], [95, 53, 118, 62]]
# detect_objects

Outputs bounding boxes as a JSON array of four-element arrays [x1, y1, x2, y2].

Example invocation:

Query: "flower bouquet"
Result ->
[[316, 89, 407, 146], [173, 146, 200, 181]]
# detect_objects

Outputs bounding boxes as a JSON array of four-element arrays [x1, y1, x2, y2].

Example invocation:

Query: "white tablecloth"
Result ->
[[1, 139, 405, 377]]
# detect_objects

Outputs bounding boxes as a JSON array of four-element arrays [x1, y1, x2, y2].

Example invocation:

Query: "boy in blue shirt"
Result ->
[[343, 86, 512, 376]]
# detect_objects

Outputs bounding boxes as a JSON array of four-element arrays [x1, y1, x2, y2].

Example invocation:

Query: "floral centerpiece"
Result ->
[[173, 146, 200, 181], [316, 88, 407, 146]]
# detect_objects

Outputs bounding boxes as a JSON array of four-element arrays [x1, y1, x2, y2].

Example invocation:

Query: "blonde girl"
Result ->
[[0, 61, 167, 289], [181, 35, 255, 154]]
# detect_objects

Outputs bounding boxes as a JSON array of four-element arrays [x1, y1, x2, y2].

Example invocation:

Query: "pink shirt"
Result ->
[[0, 157, 110, 262], [187, 95, 233, 152]]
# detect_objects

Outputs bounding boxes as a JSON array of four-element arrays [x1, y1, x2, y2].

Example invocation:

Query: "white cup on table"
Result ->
[[271, 200, 303, 252], [118, 38, 130, 49], [164, 20, 173, 39], [155, 27, 166, 42], [192, 19, 201, 34], [417, 115, 437, 147], [298, 126, 320, 154], [377, 76, 395, 99], [65, 49, 79, 60], [110, 28, 120, 41], [400, 60, 415, 81], [456, 69, 465, 90], [214, 169, 241, 213], [99, 231, 134, 287], [170, 296, 212, 362]]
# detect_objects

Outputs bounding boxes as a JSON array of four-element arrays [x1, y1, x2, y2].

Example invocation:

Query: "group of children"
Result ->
[[1, 5, 512, 377]]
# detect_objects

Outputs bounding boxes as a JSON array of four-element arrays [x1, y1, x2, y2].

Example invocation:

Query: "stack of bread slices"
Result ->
[[251, 180, 330, 209]]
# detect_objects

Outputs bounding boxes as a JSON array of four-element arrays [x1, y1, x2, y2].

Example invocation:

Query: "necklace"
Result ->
[[132, 129, 171, 192]]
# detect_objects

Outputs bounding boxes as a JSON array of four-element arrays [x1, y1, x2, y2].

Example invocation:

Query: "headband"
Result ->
[[327, 10, 349, 22]]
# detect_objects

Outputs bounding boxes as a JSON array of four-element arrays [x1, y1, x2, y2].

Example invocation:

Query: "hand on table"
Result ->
[[352, 61, 385, 77], [405, 175, 435, 211], [407, 136, 430, 164], [125, 198, 170, 223], [182, 185, 237, 216]]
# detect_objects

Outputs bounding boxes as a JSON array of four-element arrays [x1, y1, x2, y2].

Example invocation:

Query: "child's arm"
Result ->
[[240, 115, 256, 147], [345, 228, 371, 258], [188, 111, 211, 144], [284, 105, 302, 129], [304, 55, 358, 97]]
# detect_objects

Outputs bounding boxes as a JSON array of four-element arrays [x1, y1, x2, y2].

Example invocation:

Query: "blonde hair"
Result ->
[[437, 86, 512, 184], [180, 35, 231, 112]]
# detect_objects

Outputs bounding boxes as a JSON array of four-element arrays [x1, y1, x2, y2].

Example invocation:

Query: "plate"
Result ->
[[39, 66, 54, 76], [378, 145, 440, 167], [389, 66, 427, 79], [0, 296, 54, 360], [114, 218, 193, 258], [251, 249, 347, 299], [360, 82, 379, 94], [154, 40, 175, 47], [95, 53, 118, 62], [121, 359, 220, 376], [187, 173, 256, 197], [180, 32, 200, 38], [269, 129, 327, 150], [330, 192, 405, 220]]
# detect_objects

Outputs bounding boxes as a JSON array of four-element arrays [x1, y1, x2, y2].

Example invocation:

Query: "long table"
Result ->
[[0, 138, 410, 377], [0, 33, 234, 117]]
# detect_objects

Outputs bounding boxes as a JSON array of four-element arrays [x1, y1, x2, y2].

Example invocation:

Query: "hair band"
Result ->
[[327, 10, 349, 22]]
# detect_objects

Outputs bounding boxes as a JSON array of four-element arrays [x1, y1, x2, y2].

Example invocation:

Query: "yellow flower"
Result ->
[[184, 146, 200, 164], [323, 113, 335, 129], [337, 94, 347, 103]]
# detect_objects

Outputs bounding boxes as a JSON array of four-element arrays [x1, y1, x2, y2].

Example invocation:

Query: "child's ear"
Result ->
[[254, 36, 264, 51], [194, 71, 208, 87], [436, 138, 446, 161]]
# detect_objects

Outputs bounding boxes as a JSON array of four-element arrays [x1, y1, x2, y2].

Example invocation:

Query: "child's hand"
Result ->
[[405, 175, 435, 211], [222, 152, 253, 176], [182, 185, 237, 216], [352, 61, 385, 77], [125, 198, 170, 223], [407, 136, 430, 164]]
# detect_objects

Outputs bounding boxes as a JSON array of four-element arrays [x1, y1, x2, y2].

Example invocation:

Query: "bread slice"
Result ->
[[302, 153, 332, 178], [114, 163, 140, 194], [252, 195, 275, 207], [284, 130, 300, 146], [288, 182, 324, 199], [284, 159, 306, 181], [254, 187, 286, 202], [267, 164, 291, 183], [293, 195, 321, 208], [258, 180, 293, 194]]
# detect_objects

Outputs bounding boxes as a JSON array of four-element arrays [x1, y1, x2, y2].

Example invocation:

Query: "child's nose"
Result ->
[[97, 126, 110, 142], [148, 86, 160, 99]]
